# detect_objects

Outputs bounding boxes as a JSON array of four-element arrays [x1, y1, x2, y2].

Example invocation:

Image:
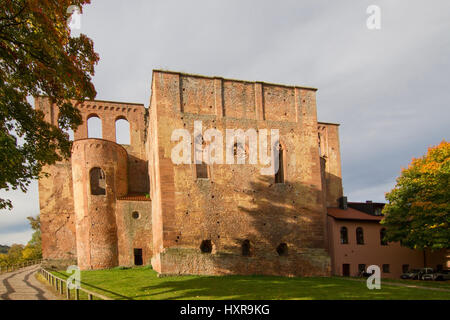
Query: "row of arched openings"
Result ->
[[82, 115, 131, 145], [340, 227, 388, 246]]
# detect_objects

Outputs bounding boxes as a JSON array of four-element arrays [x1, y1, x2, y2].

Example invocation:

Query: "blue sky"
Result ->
[[1, 0, 449, 245]]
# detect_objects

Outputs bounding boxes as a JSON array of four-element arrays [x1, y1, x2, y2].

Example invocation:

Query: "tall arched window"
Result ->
[[356, 227, 364, 245], [115, 117, 130, 145], [380, 228, 388, 246], [195, 134, 209, 179], [340, 226, 348, 244], [87, 114, 102, 139], [275, 143, 284, 184], [90, 167, 106, 195]]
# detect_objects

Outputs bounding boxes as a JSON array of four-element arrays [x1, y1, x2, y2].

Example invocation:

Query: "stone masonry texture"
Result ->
[[37, 70, 345, 276]]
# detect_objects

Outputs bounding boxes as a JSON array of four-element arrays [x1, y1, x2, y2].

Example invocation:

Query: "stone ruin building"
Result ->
[[37, 70, 344, 276]]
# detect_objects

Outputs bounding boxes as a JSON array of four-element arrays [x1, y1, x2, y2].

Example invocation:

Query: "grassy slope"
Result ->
[[51, 267, 450, 300]]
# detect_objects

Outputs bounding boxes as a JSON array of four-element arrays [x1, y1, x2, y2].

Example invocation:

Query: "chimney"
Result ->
[[339, 196, 348, 210]]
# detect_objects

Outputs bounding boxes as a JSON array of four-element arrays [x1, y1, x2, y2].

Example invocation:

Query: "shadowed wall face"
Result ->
[[149, 71, 333, 277], [318, 124, 343, 208]]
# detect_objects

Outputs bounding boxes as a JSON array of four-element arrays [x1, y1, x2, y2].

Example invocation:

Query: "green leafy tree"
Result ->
[[381, 141, 450, 251], [22, 215, 41, 260], [0, 0, 99, 210], [5, 244, 25, 265]]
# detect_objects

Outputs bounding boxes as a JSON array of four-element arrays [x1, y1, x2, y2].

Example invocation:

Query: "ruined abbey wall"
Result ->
[[36, 97, 152, 269], [37, 70, 342, 275], [149, 71, 334, 276]]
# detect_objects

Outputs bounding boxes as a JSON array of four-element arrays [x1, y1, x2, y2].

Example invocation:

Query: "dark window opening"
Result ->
[[380, 228, 388, 246], [356, 227, 364, 245], [340, 226, 348, 244], [276, 243, 288, 256], [196, 163, 209, 179], [342, 264, 350, 277], [200, 240, 212, 253], [402, 264, 409, 273], [90, 167, 106, 195], [382, 264, 390, 273], [134, 248, 143, 266], [242, 240, 251, 257], [275, 144, 284, 184]]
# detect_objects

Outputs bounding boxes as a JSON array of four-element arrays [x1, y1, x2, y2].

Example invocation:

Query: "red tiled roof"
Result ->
[[327, 207, 383, 221], [117, 193, 151, 201]]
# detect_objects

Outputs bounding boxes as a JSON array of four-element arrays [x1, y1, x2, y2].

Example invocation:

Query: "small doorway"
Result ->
[[134, 248, 143, 266], [342, 264, 350, 277]]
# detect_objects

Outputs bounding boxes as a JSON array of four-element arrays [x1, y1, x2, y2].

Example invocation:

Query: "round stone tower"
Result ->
[[71, 138, 128, 270]]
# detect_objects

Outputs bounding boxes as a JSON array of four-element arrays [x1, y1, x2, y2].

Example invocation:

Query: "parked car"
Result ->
[[434, 270, 450, 281], [400, 269, 420, 280], [418, 268, 435, 280]]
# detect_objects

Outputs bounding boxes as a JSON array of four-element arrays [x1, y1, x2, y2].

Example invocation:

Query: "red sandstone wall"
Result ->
[[35, 97, 77, 262], [327, 216, 447, 278], [71, 139, 128, 270], [149, 70, 330, 276], [116, 200, 152, 266], [72, 100, 149, 194], [36, 96, 151, 268], [318, 123, 343, 208]]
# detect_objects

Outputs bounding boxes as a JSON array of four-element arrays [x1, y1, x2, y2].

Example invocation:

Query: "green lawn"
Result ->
[[49, 267, 450, 300]]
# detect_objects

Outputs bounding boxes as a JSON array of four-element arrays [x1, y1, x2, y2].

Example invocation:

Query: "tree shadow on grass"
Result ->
[[132, 274, 372, 300]]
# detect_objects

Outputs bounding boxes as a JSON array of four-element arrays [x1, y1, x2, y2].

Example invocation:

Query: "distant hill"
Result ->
[[0, 245, 10, 254]]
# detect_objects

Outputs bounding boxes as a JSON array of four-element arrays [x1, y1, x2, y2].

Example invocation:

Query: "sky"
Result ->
[[0, 0, 449, 245]]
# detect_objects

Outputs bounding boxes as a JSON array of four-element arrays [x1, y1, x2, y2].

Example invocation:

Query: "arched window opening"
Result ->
[[115, 117, 130, 145], [200, 240, 212, 254], [196, 163, 209, 179], [275, 143, 284, 184], [276, 243, 288, 256], [340, 227, 348, 244], [62, 128, 74, 141], [233, 142, 248, 164], [59, 115, 75, 141], [90, 167, 106, 195], [87, 115, 102, 139], [195, 134, 209, 179], [380, 228, 388, 246], [356, 227, 364, 245], [242, 240, 251, 257]]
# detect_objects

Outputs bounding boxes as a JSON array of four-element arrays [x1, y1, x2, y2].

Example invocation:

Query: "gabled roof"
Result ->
[[327, 207, 383, 221]]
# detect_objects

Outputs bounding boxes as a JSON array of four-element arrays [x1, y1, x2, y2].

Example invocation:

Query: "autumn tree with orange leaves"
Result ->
[[381, 141, 450, 251], [0, 1, 99, 210]]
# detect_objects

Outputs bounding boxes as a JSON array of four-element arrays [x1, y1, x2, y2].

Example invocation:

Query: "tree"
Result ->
[[0, 0, 99, 210], [5, 244, 25, 265], [381, 141, 450, 251], [22, 214, 41, 260]]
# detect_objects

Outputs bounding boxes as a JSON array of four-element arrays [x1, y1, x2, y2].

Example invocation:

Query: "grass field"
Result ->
[[48, 267, 450, 300]]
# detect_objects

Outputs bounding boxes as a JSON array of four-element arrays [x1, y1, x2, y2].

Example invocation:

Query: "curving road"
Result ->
[[0, 265, 59, 300]]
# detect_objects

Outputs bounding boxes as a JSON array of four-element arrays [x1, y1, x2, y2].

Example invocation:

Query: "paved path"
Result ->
[[0, 265, 59, 300]]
